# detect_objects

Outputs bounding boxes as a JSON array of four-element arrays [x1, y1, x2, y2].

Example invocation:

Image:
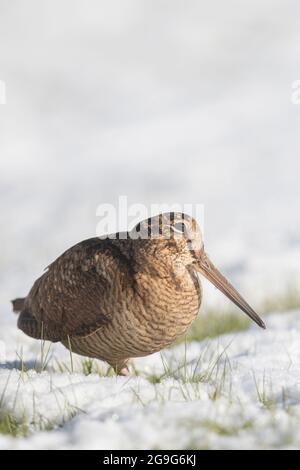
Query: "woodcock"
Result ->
[[12, 212, 265, 375]]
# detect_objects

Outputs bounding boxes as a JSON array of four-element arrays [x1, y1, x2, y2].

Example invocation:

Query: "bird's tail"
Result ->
[[11, 297, 26, 313]]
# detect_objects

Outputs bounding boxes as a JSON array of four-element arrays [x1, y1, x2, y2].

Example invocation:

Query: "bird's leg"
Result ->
[[112, 359, 132, 376]]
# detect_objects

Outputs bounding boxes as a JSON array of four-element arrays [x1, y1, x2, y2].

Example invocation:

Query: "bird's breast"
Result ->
[[127, 268, 202, 351], [66, 268, 202, 362]]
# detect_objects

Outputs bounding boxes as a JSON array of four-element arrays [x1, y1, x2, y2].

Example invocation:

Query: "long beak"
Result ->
[[195, 252, 266, 329]]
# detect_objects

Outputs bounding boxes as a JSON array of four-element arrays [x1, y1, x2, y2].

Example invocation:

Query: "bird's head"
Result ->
[[130, 212, 265, 330]]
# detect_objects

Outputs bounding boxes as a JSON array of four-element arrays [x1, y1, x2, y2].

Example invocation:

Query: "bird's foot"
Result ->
[[119, 366, 130, 376], [112, 359, 133, 376]]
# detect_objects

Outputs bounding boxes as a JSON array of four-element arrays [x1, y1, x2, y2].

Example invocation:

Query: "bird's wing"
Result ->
[[24, 238, 131, 342]]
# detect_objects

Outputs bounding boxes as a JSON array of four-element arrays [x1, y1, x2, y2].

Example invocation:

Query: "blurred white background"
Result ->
[[0, 0, 300, 320]]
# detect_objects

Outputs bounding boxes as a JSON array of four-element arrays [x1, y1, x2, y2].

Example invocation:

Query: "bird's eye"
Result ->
[[172, 222, 186, 234]]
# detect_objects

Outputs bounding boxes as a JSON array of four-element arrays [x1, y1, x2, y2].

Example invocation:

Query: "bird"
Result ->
[[12, 212, 265, 375]]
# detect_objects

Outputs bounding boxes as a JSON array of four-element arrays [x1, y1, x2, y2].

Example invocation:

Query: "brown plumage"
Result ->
[[12, 212, 265, 374]]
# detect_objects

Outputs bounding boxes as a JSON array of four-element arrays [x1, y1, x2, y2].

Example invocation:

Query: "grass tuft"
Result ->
[[0, 413, 28, 438], [180, 286, 300, 344], [183, 309, 250, 343]]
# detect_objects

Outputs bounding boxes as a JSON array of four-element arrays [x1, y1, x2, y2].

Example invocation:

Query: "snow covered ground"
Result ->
[[1, 311, 300, 449], [1, 0, 300, 449]]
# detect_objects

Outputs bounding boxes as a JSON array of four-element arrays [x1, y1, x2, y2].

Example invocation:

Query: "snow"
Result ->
[[0, 311, 300, 449], [1, 0, 300, 449]]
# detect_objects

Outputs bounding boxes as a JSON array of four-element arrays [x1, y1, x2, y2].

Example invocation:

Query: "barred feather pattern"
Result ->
[[14, 213, 203, 373]]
